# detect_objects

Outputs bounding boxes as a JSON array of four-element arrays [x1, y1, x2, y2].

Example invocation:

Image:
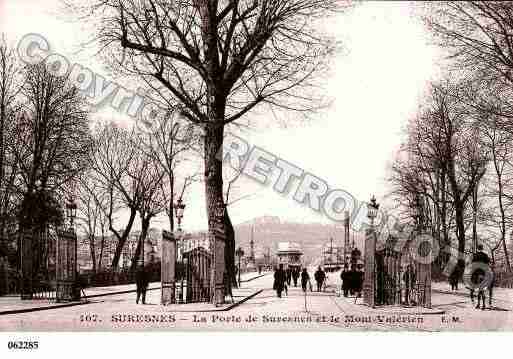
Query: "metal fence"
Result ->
[[79, 262, 161, 288]]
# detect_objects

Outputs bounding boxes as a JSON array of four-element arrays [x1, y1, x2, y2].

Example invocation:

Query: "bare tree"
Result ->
[[73, 0, 343, 298], [139, 110, 200, 232], [389, 80, 488, 273], [128, 133, 168, 270], [479, 114, 513, 271], [0, 36, 21, 258], [89, 123, 141, 270], [428, 2, 513, 121], [76, 171, 110, 273], [8, 63, 91, 279]]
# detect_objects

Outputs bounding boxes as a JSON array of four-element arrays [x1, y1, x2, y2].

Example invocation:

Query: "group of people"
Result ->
[[340, 265, 364, 298], [273, 265, 330, 298], [449, 244, 495, 310]]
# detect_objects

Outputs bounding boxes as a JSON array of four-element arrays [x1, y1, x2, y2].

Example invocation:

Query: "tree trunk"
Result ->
[[471, 180, 479, 254], [204, 124, 226, 303], [493, 144, 512, 272], [446, 155, 467, 270], [98, 226, 105, 271], [224, 206, 237, 290], [89, 234, 97, 274], [130, 215, 150, 271], [110, 207, 137, 270]]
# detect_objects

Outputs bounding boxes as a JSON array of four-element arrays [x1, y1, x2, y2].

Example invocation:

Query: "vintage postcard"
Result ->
[[0, 0, 512, 339]]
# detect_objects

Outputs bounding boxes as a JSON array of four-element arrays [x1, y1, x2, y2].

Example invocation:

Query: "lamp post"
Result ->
[[174, 198, 186, 260], [174, 198, 186, 303], [366, 195, 379, 308], [235, 247, 244, 287], [367, 195, 379, 228], [65, 197, 78, 301]]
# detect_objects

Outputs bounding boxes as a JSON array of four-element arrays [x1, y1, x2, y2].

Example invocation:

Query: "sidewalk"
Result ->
[[0, 272, 267, 315], [431, 282, 513, 306], [332, 294, 446, 315], [432, 281, 513, 303], [0, 296, 90, 315]]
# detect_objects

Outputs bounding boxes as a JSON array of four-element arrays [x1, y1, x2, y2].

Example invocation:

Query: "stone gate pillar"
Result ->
[[161, 231, 176, 305], [56, 229, 78, 302], [20, 229, 33, 300], [363, 228, 376, 308], [415, 233, 432, 308]]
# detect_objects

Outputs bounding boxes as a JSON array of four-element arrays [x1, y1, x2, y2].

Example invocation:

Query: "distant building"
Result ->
[[77, 228, 163, 271], [276, 242, 303, 270]]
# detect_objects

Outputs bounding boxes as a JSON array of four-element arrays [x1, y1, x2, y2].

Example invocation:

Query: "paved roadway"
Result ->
[[1, 274, 512, 331]]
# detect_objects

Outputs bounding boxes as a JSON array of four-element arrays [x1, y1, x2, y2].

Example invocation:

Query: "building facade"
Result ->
[[276, 242, 303, 270]]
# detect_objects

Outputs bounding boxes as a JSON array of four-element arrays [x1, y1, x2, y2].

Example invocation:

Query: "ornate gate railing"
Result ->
[[161, 231, 214, 305], [55, 229, 78, 302], [375, 241, 402, 306], [20, 229, 58, 300], [364, 230, 432, 308], [184, 247, 212, 303]]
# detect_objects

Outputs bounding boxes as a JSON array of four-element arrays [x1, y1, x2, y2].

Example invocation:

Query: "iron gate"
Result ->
[[20, 229, 58, 300], [55, 230, 78, 302], [375, 241, 402, 306], [183, 247, 212, 303], [161, 231, 214, 305], [365, 232, 432, 308]]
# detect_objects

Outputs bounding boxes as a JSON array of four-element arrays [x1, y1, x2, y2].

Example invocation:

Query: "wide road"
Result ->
[[1, 274, 512, 331]]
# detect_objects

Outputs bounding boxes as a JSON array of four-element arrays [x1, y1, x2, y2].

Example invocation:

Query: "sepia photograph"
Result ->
[[0, 1, 512, 348]]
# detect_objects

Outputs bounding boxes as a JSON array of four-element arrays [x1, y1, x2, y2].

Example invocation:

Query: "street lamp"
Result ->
[[174, 198, 186, 232], [65, 199, 77, 230], [235, 247, 244, 287], [65, 197, 78, 301], [174, 198, 186, 303], [366, 196, 380, 308], [367, 195, 379, 227]]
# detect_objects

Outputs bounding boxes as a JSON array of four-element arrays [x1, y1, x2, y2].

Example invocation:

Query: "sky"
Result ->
[[0, 0, 443, 232]]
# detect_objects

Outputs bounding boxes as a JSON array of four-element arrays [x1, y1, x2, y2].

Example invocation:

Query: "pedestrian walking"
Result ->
[[449, 266, 459, 291], [292, 268, 299, 287], [314, 266, 326, 292], [340, 265, 350, 297], [136, 265, 150, 304], [470, 244, 491, 310], [273, 264, 286, 298], [301, 267, 311, 292], [286, 267, 292, 286]]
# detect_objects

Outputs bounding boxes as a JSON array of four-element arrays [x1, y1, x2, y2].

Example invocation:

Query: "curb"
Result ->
[[333, 296, 446, 315], [160, 289, 264, 313], [240, 273, 268, 283], [223, 289, 263, 311], [0, 287, 263, 316], [0, 286, 161, 316]]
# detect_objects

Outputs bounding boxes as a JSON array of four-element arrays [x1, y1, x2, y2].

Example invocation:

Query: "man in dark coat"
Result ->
[[286, 267, 292, 286], [273, 264, 286, 298], [292, 268, 299, 287], [314, 267, 326, 292], [471, 244, 491, 310], [449, 266, 460, 291], [301, 268, 310, 292], [136, 265, 150, 304], [340, 265, 350, 297]]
